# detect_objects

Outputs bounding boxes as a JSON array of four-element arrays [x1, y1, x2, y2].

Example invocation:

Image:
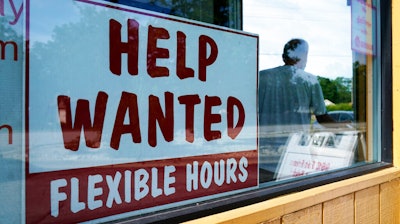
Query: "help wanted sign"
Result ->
[[25, 0, 258, 223]]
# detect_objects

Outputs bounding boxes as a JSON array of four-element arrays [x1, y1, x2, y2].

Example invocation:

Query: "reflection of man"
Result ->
[[258, 38, 335, 182]]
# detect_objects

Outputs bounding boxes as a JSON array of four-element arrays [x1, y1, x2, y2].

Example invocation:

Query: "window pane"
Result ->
[[244, 0, 379, 182], [0, 0, 386, 223]]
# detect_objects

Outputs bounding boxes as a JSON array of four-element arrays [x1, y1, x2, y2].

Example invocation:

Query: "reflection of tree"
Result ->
[[0, 16, 23, 61], [31, 5, 108, 82], [318, 76, 352, 104], [162, 0, 213, 24], [0, 16, 23, 125], [30, 2, 241, 98], [28, 5, 115, 133], [0, 16, 22, 40], [108, 0, 239, 29]]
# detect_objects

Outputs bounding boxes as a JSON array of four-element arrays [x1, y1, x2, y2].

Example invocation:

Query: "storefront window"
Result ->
[[244, 0, 380, 183], [0, 0, 390, 223]]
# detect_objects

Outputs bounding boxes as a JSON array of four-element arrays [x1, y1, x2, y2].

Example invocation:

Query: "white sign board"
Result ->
[[25, 0, 258, 223], [276, 131, 359, 180]]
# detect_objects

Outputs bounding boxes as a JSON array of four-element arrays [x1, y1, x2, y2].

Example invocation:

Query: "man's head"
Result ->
[[282, 38, 309, 69]]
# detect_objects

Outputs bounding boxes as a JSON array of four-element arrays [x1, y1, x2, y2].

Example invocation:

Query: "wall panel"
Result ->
[[323, 194, 354, 224], [354, 186, 380, 224], [281, 204, 322, 224], [380, 178, 400, 223]]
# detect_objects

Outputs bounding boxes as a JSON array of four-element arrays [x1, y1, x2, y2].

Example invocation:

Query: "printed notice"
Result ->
[[351, 0, 376, 55]]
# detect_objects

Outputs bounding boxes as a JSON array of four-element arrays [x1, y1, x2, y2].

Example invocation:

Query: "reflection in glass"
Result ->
[[244, 0, 379, 183], [106, 0, 242, 29]]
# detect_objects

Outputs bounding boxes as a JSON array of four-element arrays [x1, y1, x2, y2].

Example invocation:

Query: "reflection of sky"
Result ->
[[30, 0, 81, 43], [243, 0, 352, 79]]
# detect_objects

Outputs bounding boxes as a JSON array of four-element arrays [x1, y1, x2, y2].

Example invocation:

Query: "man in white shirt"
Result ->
[[258, 38, 335, 181]]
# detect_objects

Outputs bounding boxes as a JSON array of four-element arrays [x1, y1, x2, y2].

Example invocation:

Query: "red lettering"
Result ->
[[176, 31, 195, 79], [57, 92, 245, 150], [148, 92, 174, 147], [0, 40, 17, 61], [227, 96, 245, 139], [292, 169, 306, 177], [109, 19, 139, 75], [198, 35, 218, 82], [110, 91, 142, 150], [109, 19, 219, 82], [1, 0, 23, 25], [57, 92, 108, 151], [204, 96, 221, 141], [147, 25, 170, 77], [178, 95, 201, 143], [0, 124, 12, 144]]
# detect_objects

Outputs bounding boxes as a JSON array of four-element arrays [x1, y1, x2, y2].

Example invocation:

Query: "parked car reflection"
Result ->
[[313, 110, 354, 129], [327, 110, 354, 122]]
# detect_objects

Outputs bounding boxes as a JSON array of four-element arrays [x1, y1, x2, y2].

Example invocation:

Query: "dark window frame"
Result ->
[[112, 1, 393, 223]]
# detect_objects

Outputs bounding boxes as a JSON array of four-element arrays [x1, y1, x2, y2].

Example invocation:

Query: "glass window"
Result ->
[[0, 0, 391, 223], [245, 0, 383, 183]]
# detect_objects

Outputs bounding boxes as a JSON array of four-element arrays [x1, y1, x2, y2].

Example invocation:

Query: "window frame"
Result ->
[[109, 1, 393, 223]]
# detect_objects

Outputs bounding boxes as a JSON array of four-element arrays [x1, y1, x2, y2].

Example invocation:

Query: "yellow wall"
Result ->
[[184, 168, 400, 224], [186, 168, 400, 224], [394, 0, 400, 167], [184, 1, 400, 223]]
